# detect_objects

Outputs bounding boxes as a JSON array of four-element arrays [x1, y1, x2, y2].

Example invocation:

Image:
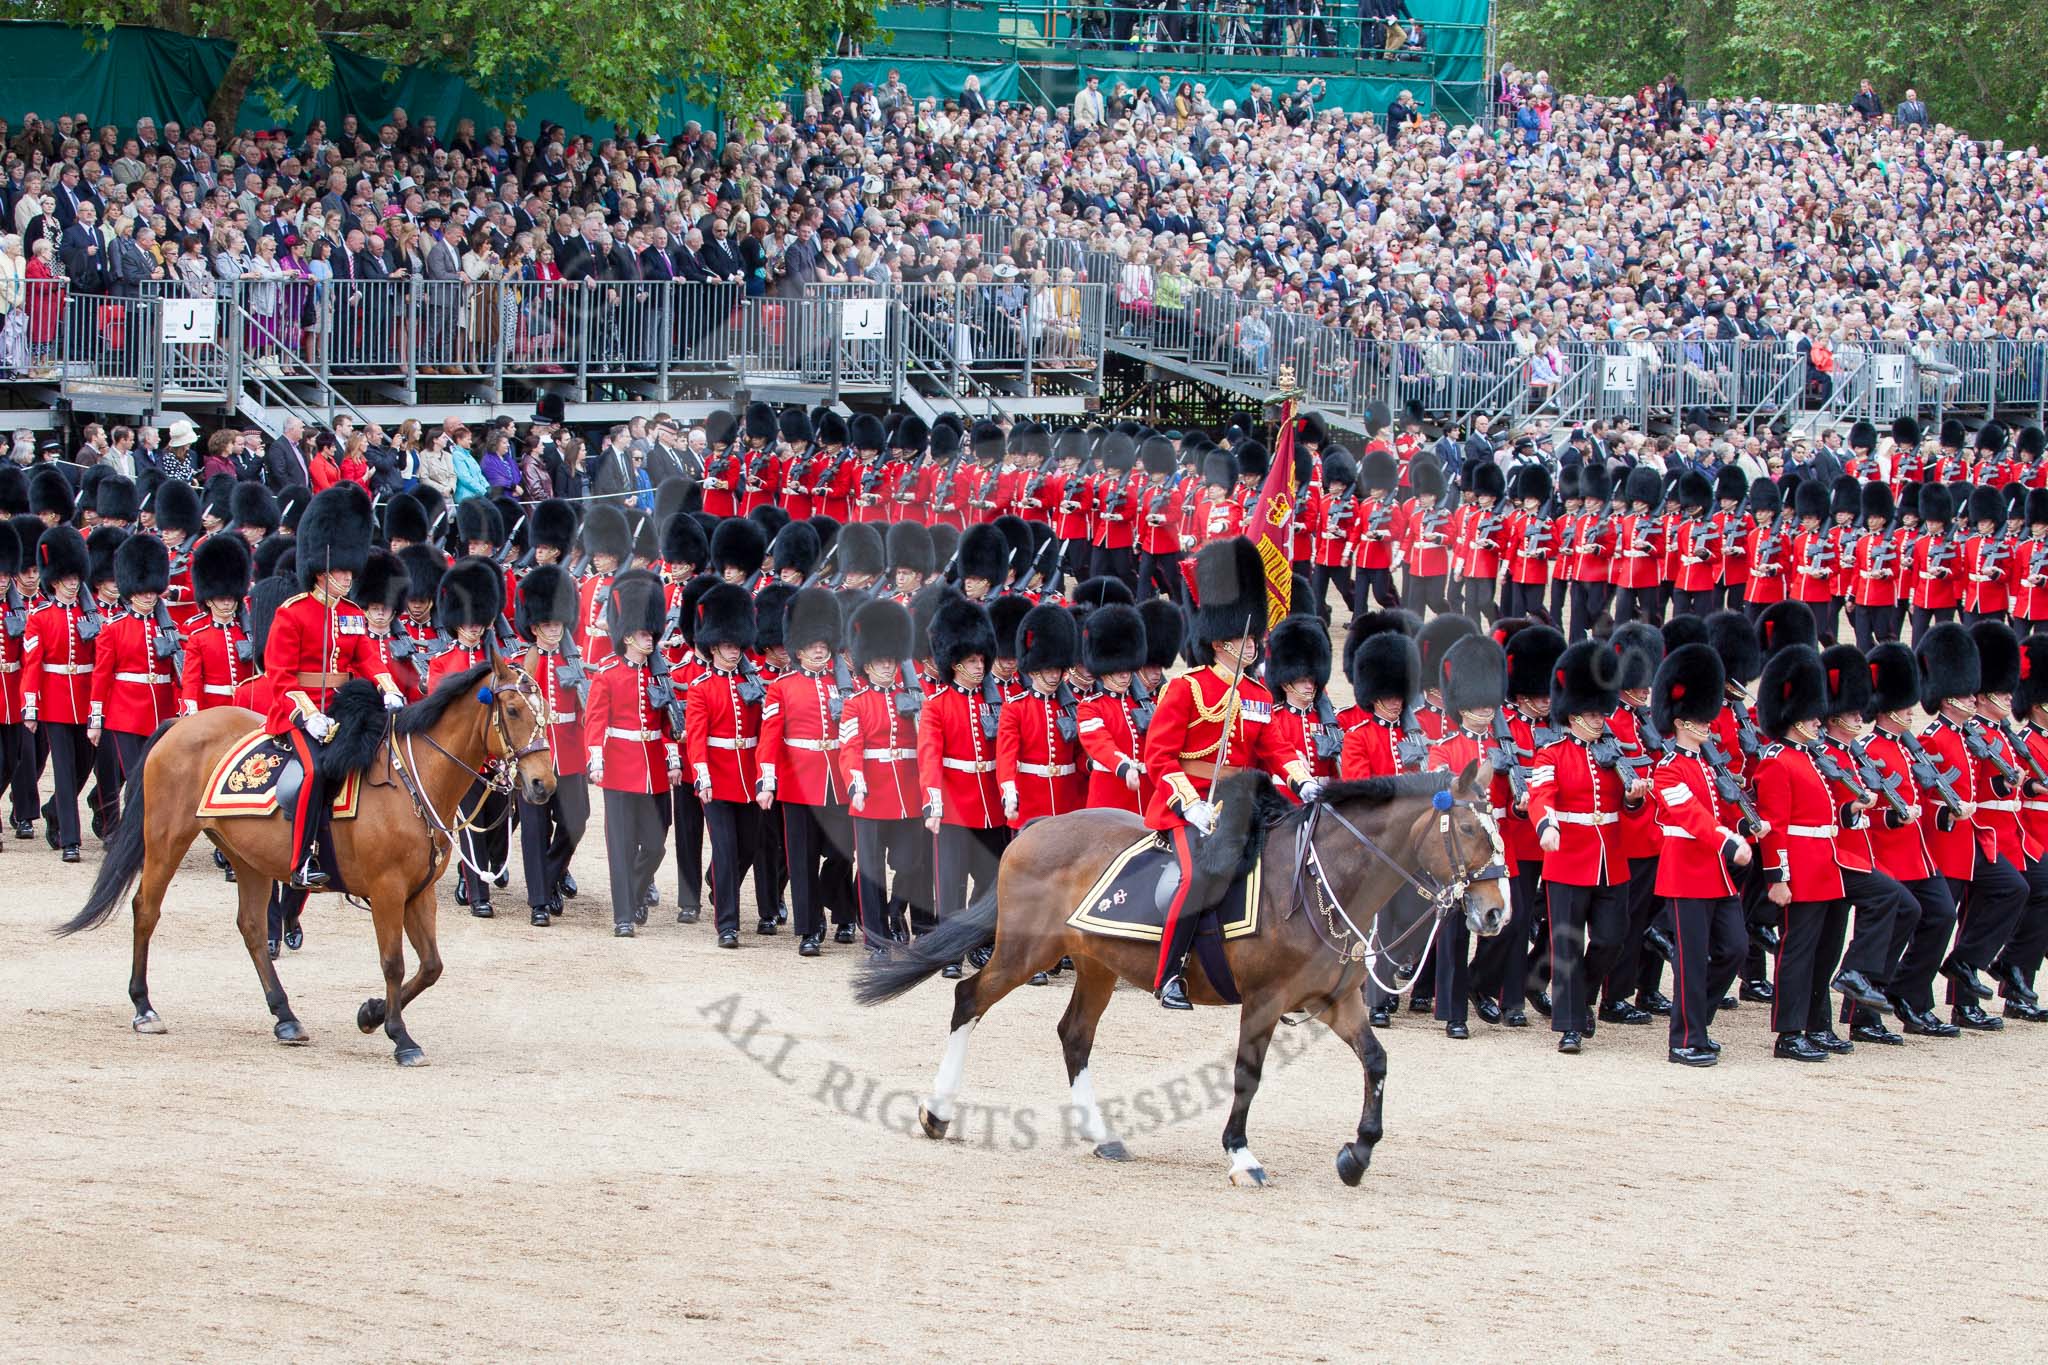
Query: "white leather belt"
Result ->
[[115, 671, 172, 685], [607, 726, 661, 741], [1017, 762, 1076, 777], [784, 737, 836, 751], [1551, 811, 1618, 826], [942, 757, 995, 772], [549, 710, 577, 724], [863, 747, 916, 761], [1787, 823, 1840, 837], [708, 736, 757, 750], [0, 662, 18, 673], [44, 663, 89, 674], [1977, 800, 2020, 813], [203, 683, 235, 695], [2022, 800, 2048, 812]]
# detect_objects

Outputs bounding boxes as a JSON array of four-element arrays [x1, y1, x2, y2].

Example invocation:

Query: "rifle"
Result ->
[[151, 599, 186, 676], [2028, 539, 2048, 588], [1866, 529, 1899, 581], [2004, 720, 2048, 788], [1806, 740, 1872, 804], [706, 445, 738, 496], [1974, 534, 2010, 584], [1688, 515, 1720, 563], [1311, 693, 1343, 764], [1488, 710, 1533, 808], [1364, 497, 1392, 544], [1323, 487, 1358, 546], [1963, 716, 2027, 791], [645, 648, 689, 737], [1756, 513, 1783, 567], [1728, 694, 1762, 760], [1395, 714, 1430, 772], [1145, 474, 1178, 526], [1589, 733, 1652, 786], [1417, 498, 1453, 545], [742, 442, 776, 498], [1802, 527, 1834, 580], [1847, 734, 1914, 826], [1473, 501, 1508, 554], [1698, 735, 1763, 836], [1633, 706, 1675, 761], [1925, 526, 1959, 580], [1896, 729, 1967, 827], [1522, 510, 1554, 559]]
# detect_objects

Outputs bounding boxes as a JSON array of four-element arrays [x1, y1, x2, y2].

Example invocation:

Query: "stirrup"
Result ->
[[290, 858, 329, 890], [1157, 974, 1194, 1011]]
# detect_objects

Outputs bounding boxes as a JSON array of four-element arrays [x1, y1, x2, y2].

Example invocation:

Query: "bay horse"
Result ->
[[854, 765, 1508, 1186], [56, 653, 556, 1066]]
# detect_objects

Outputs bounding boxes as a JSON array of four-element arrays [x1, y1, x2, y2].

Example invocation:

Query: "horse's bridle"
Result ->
[[389, 666, 551, 884], [1291, 788, 1510, 994]]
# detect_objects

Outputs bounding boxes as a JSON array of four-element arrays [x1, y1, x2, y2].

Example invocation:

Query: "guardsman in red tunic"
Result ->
[[511, 565, 589, 928], [1651, 643, 1754, 1065], [1711, 466, 1750, 615], [1452, 462, 1506, 623], [1782, 480, 1835, 639], [1961, 622, 2048, 1020], [839, 599, 923, 949], [1563, 464, 1614, 640], [1340, 630, 1423, 781], [1134, 436, 1185, 603], [1752, 645, 1859, 1061], [1263, 616, 1340, 794], [1847, 483, 1905, 652], [1500, 464, 1554, 621], [779, 409, 818, 521], [1608, 465, 1664, 627], [1047, 428, 1092, 588], [1086, 433, 1139, 585], [88, 534, 180, 816], [576, 504, 634, 668], [1426, 632, 1509, 1037], [587, 572, 680, 937], [1906, 484, 1963, 639], [758, 587, 851, 957], [1527, 641, 1648, 1053], [1350, 449, 1406, 614], [153, 480, 205, 623], [179, 535, 253, 715], [1740, 479, 1787, 615], [353, 552, 422, 703], [918, 596, 1007, 955], [997, 603, 1084, 830], [1076, 603, 1149, 815], [1959, 485, 2015, 626], [1669, 471, 1720, 620], [0, 518, 33, 841], [736, 401, 784, 519], [1599, 623, 1671, 1025], [2001, 633, 2048, 1021], [1306, 449, 1356, 619], [1143, 539, 1312, 1009], [263, 485, 405, 889], [2013, 489, 2048, 633], [24, 527, 98, 860], [425, 557, 505, 917], [963, 421, 1007, 526], [686, 581, 769, 945]]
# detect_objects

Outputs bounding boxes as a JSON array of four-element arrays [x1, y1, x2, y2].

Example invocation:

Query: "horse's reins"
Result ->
[[389, 667, 548, 883]]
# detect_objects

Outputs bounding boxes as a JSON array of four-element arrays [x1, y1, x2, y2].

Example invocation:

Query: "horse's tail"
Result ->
[[851, 889, 1000, 1006], [56, 719, 173, 937]]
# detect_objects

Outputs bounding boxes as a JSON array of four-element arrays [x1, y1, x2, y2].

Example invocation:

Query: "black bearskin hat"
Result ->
[[1978, 422, 2009, 457], [1861, 482, 1895, 523], [851, 598, 913, 671], [1139, 597, 1184, 671], [743, 401, 777, 443], [1073, 576, 1136, 610], [662, 512, 710, 572], [1236, 440, 1269, 481], [278, 484, 313, 535], [436, 555, 504, 630], [710, 516, 767, 577], [1416, 612, 1479, 688], [1082, 604, 1145, 676], [1266, 615, 1331, 692], [928, 524, 959, 572], [1662, 614, 1708, 652], [1792, 478, 1829, 521], [36, 524, 86, 584], [1653, 643, 1724, 734], [1504, 623, 1566, 700], [1899, 482, 1922, 521], [929, 420, 962, 460], [779, 407, 813, 446], [1610, 621, 1664, 691], [30, 467, 73, 523], [2017, 635, 2048, 715], [582, 504, 633, 562], [956, 524, 1009, 585], [2020, 426, 2048, 460], [247, 574, 296, 660], [1623, 465, 1662, 506], [931, 595, 997, 674], [1016, 602, 1078, 674], [1865, 642, 1919, 718], [888, 521, 935, 576], [1972, 620, 2020, 696], [1558, 466, 1583, 502], [1892, 416, 1921, 450], [154, 481, 202, 539], [1351, 628, 1419, 704], [1757, 601, 1817, 658], [190, 532, 251, 604], [837, 522, 885, 578], [1580, 463, 1612, 504], [1714, 466, 1749, 505], [1915, 622, 1980, 710], [516, 565, 578, 638], [1510, 463, 1552, 505], [113, 532, 169, 598], [815, 410, 851, 448], [692, 580, 755, 652], [971, 420, 1005, 462], [1140, 435, 1178, 477], [988, 594, 1031, 661], [1468, 462, 1505, 500], [702, 410, 735, 447], [231, 481, 280, 533], [2029, 489, 2048, 527], [770, 520, 821, 578], [1322, 447, 1359, 489], [1917, 481, 1953, 525], [1848, 419, 1878, 454], [1820, 644, 1870, 720], [1747, 478, 1780, 517], [849, 412, 887, 452], [752, 582, 795, 652], [1203, 452, 1238, 490], [399, 543, 447, 606], [1758, 645, 1827, 737], [0, 519, 21, 580], [785, 586, 843, 654], [1968, 485, 2004, 527], [94, 474, 138, 524], [1410, 452, 1446, 500], [993, 515, 1032, 581], [1940, 418, 1967, 450], [294, 483, 372, 589], [1551, 639, 1620, 721], [1361, 448, 1399, 493], [383, 491, 429, 546], [529, 498, 578, 558], [355, 549, 408, 615], [1439, 634, 1506, 715], [1829, 475, 1861, 518], [1189, 537, 1269, 650], [0, 467, 23, 518], [456, 496, 504, 550], [1706, 610, 1760, 685], [607, 570, 668, 650], [1674, 470, 1712, 513]]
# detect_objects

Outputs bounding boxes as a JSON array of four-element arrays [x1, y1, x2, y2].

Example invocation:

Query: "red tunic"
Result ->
[[523, 644, 588, 777], [996, 689, 1083, 826], [1526, 734, 1634, 886], [1856, 729, 1933, 883], [1140, 665, 1301, 830], [918, 682, 1003, 828], [182, 617, 250, 713], [1076, 688, 1145, 813], [836, 683, 921, 821], [759, 668, 845, 806], [1753, 743, 1849, 900], [259, 591, 388, 735], [89, 610, 179, 735], [586, 657, 678, 794], [22, 599, 96, 726], [685, 666, 763, 803], [576, 572, 617, 668], [1651, 749, 1740, 898]]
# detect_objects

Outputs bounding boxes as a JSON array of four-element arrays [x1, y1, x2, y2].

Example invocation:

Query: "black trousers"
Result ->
[[1547, 576, 1569, 630], [854, 815, 921, 947], [1602, 855, 1662, 1007], [933, 823, 1008, 926], [1771, 897, 1834, 1034], [1088, 543, 1135, 588], [1949, 858, 2029, 995], [87, 725, 121, 836], [1612, 586, 1658, 626], [1910, 605, 1956, 641], [1569, 581, 1612, 641], [1669, 895, 1746, 1050], [1060, 539, 1091, 592], [1460, 575, 1497, 623], [1311, 564, 1355, 621], [8, 719, 43, 827], [1351, 566, 1399, 614], [1850, 602, 1900, 652], [104, 728, 150, 818], [1547, 879, 1627, 1033], [1815, 597, 1842, 644], [1432, 900, 1470, 1025], [783, 799, 852, 940], [672, 780, 704, 912], [457, 784, 509, 906], [44, 721, 92, 848], [603, 788, 671, 928], [704, 797, 766, 934], [1473, 865, 1543, 1010], [1407, 573, 1451, 620], [1837, 867, 1911, 981], [1891, 875, 1958, 1011], [1672, 588, 1715, 620], [518, 772, 588, 908], [1135, 549, 1182, 602]]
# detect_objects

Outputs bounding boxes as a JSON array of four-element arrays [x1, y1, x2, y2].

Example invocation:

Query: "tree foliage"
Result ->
[[1497, 0, 2048, 145], [11, 0, 880, 131]]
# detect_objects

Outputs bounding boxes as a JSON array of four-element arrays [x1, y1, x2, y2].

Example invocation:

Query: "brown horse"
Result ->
[[57, 653, 557, 1066], [854, 766, 1507, 1186]]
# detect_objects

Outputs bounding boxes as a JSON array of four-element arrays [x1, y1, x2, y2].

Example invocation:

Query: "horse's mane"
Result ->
[[1272, 772, 1453, 829], [393, 661, 497, 737]]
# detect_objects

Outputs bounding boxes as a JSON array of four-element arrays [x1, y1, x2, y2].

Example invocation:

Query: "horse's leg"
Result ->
[[1056, 957, 1127, 1161], [229, 855, 308, 1044], [1320, 987, 1387, 1187], [1221, 1003, 1284, 1187], [128, 801, 204, 1034], [359, 887, 425, 1067], [918, 926, 1044, 1140], [395, 886, 444, 1010]]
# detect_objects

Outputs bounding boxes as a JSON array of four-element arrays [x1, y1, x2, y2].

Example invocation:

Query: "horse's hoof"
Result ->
[[356, 999, 386, 1034], [917, 1103, 949, 1140], [1228, 1163, 1269, 1188], [1093, 1140, 1131, 1162], [131, 1010, 166, 1035], [394, 1047, 429, 1068], [274, 1019, 310, 1045], [1335, 1143, 1371, 1187]]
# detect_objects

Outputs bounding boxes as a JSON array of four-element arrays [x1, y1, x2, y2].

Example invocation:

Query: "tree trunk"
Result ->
[[207, 50, 263, 131]]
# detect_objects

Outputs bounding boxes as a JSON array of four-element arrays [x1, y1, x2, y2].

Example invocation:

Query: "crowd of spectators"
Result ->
[[0, 61, 2029, 415]]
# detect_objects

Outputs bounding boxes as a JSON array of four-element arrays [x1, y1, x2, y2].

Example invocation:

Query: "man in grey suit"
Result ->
[[1896, 89, 1929, 128], [420, 204, 463, 373]]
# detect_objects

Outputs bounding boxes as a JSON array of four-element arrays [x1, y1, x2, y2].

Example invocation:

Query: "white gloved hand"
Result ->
[[1001, 784, 1020, 823], [848, 778, 867, 813], [1182, 798, 1219, 834], [383, 690, 405, 711], [305, 713, 338, 741], [1298, 778, 1326, 803]]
